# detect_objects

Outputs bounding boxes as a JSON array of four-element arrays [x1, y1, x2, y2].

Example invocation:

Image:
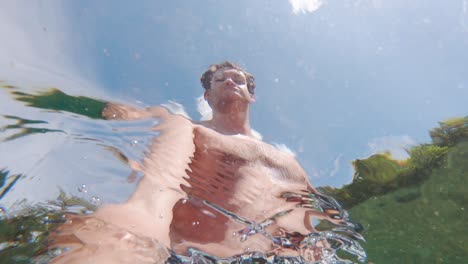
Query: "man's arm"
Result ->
[[102, 103, 170, 121]]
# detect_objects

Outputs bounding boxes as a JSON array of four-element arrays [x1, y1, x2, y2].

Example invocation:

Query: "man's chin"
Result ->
[[221, 92, 242, 101]]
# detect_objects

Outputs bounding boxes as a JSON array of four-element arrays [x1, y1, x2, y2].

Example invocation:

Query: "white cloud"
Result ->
[[289, 0, 324, 14], [367, 135, 416, 160], [329, 153, 342, 177], [251, 129, 263, 141], [196, 94, 212, 121]]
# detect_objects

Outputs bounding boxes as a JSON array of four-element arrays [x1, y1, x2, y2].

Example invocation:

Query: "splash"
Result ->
[[1, 86, 366, 263], [168, 190, 366, 263]]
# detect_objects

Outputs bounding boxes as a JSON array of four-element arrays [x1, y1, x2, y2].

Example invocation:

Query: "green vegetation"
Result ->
[[1, 86, 108, 142], [0, 169, 22, 200], [350, 141, 468, 263], [0, 115, 64, 142], [319, 116, 468, 263], [1, 85, 107, 119], [430, 117, 468, 147], [0, 186, 97, 263], [320, 117, 467, 209], [0, 206, 64, 263]]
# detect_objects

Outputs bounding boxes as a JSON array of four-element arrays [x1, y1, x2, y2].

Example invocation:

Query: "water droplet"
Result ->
[[29, 231, 42, 242], [274, 78, 279, 83], [49, 247, 63, 257], [232, 232, 237, 237], [192, 221, 199, 226], [78, 184, 88, 193], [159, 214, 164, 219], [91, 196, 101, 205], [42, 216, 49, 224], [181, 198, 188, 204]]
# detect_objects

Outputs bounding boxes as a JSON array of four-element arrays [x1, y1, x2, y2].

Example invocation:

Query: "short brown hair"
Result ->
[[200, 61, 256, 95]]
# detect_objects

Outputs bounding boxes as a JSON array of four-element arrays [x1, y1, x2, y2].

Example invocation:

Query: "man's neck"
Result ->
[[205, 110, 252, 136]]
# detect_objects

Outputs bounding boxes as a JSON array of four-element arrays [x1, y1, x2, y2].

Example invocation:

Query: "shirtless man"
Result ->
[[49, 62, 342, 263]]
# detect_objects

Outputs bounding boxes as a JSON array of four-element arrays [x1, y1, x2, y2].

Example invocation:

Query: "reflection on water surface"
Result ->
[[1, 81, 468, 264], [0, 86, 366, 263]]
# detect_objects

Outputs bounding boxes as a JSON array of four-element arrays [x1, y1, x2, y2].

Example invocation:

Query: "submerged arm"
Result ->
[[102, 103, 170, 121]]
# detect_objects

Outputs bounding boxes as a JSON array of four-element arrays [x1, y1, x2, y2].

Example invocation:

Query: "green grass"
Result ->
[[350, 141, 468, 263]]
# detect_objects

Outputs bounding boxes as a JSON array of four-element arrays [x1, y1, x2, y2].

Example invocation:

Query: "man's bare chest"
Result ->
[[193, 125, 274, 164], [190, 125, 307, 185]]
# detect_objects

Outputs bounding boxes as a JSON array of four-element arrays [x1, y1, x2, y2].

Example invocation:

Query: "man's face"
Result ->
[[205, 67, 254, 107]]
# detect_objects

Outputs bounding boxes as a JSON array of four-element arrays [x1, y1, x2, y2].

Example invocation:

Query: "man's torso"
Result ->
[[50, 116, 316, 261], [169, 124, 313, 256]]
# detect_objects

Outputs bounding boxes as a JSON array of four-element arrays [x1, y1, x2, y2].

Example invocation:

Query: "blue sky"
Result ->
[[1, 0, 468, 191]]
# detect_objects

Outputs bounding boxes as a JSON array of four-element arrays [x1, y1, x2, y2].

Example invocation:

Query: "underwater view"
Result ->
[[1, 1, 467, 263]]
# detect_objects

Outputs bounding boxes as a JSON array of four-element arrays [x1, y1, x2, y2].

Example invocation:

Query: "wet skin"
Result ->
[[49, 67, 333, 263]]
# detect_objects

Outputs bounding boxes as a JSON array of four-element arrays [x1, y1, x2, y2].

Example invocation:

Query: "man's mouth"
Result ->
[[224, 85, 240, 92]]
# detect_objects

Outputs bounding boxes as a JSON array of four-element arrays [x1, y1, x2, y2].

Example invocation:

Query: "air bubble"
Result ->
[[42, 216, 50, 224], [78, 184, 88, 193], [91, 196, 101, 205], [29, 231, 42, 243], [49, 247, 63, 257]]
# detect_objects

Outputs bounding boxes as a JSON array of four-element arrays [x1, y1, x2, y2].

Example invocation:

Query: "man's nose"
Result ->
[[224, 78, 236, 86]]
